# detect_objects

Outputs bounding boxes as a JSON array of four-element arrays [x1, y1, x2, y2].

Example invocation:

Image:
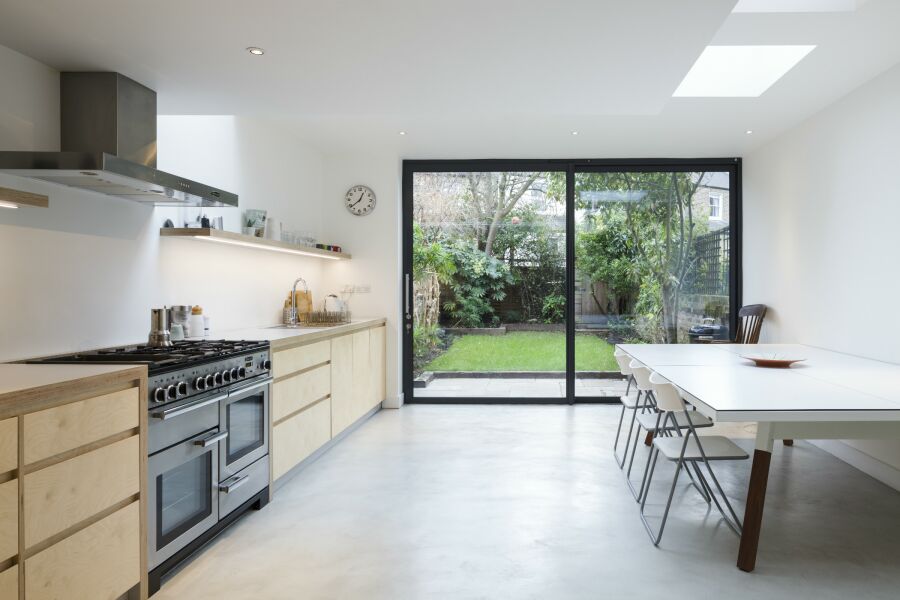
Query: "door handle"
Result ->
[[193, 431, 228, 448], [218, 473, 250, 494], [228, 377, 273, 396], [150, 394, 226, 420], [404, 273, 411, 320]]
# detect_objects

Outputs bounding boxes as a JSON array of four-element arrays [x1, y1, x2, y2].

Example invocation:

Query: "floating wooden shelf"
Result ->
[[160, 228, 351, 260], [0, 185, 49, 208]]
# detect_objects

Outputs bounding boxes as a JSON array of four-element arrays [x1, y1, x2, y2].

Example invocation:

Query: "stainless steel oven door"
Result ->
[[148, 427, 225, 569], [220, 377, 271, 479]]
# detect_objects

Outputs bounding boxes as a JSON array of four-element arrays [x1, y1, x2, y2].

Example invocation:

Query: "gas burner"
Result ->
[[28, 339, 269, 375]]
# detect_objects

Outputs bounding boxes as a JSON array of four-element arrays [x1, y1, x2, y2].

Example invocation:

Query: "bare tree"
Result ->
[[465, 172, 540, 256]]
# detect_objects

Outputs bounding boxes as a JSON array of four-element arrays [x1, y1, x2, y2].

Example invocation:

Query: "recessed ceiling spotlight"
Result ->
[[399, 131, 407, 136], [571, 130, 579, 136], [746, 129, 754, 135], [246, 47, 265, 56]]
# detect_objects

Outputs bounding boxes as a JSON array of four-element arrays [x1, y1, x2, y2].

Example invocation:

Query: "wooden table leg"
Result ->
[[644, 431, 654, 446], [738, 423, 774, 572]]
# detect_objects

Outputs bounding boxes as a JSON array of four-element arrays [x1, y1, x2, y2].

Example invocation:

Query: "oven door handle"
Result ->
[[150, 394, 226, 420], [218, 473, 250, 494], [228, 377, 273, 396], [193, 430, 228, 448]]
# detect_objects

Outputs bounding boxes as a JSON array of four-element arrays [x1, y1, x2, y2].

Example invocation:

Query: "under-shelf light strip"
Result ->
[[192, 235, 342, 260]]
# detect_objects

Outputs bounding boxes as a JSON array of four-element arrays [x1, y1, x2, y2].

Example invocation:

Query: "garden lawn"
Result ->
[[425, 332, 618, 372]]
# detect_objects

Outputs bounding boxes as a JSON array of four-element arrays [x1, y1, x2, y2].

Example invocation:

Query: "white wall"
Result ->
[[0, 45, 331, 361], [320, 153, 402, 405], [744, 62, 900, 489]]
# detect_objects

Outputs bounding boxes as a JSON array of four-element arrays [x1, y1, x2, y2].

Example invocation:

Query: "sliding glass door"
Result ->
[[403, 160, 740, 404], [573, 167, 738, 397]]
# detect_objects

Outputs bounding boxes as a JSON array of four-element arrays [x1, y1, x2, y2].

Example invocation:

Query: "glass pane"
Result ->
[[227, 394, 265, 463], [412, 171, 566, 399], [158, 452, 212, 547], [574, 171, 732, 397]]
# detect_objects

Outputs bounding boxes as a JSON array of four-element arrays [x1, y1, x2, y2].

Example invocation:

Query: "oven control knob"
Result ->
[[167, 384, 178, 400], [238, 367, 247, 378], [230, 367, 239, 380], [213, 372, 223, 385], [222, 370, 232, 383], [195, 376, 207, 391], [205, 374, 215, 388], [177, 381, 188, 396], [153, 387, 167, 403], [262, 359, 272, 371]]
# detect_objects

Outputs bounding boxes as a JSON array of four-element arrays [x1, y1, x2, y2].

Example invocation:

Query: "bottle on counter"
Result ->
[[190, 306, 205, 338]]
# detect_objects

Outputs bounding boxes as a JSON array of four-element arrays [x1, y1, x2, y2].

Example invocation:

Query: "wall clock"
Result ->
[[345, 185, 376, 216]]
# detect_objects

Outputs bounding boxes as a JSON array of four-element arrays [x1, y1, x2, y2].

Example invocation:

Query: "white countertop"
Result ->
[[0, 363, 145, 409], [193, 318, 387, 350]]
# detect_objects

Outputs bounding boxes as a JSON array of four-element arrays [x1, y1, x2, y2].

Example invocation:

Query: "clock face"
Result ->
[[345, 185, 376, 216]]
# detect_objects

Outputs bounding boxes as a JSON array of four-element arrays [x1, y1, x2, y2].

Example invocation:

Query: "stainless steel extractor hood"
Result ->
[[0, 72, 237, 207]]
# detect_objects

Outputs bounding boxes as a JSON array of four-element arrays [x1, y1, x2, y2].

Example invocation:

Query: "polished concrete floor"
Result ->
[[155, 405, 900, 600]]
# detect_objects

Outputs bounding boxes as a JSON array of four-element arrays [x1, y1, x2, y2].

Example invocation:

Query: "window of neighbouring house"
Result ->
[[709, 193, 723, 219]]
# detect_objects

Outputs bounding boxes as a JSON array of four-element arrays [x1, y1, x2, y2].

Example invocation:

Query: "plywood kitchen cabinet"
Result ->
[[269, 321, 386, 485], [0, 364, 147, 600], [332, 326, 386, 437]]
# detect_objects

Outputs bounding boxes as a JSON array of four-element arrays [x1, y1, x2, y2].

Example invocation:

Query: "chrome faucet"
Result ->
[[287, 277, 308, 327]]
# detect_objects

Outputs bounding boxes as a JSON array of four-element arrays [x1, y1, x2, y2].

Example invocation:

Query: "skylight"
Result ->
[[673, 45, 816, 97]]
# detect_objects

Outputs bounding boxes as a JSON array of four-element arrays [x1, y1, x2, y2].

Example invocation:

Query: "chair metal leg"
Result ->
[[640, 446, 686, 546], [614, 390, 641, 468]]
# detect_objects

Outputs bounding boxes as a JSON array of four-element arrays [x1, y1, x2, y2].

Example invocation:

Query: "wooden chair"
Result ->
[[699, 304, 767, 344]]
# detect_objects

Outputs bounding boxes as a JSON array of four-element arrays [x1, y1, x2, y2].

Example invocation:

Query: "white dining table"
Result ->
[[616, 342, 900, 572]]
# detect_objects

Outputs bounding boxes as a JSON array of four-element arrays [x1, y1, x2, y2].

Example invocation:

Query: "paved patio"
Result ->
[[413, 376, 627, 399]]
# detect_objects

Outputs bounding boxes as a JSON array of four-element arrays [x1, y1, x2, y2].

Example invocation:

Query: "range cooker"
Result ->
[[29, 339, 273, 594]]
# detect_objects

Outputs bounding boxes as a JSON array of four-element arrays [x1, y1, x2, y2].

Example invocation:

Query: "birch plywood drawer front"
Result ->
[[0, 479, 16, 563], [273, 364, 331, 422], [272, 399, 331, 480], [0, 564, 16, 600], [273, 340, 330, 379], [24, 435, 140, 547], [23, 387, 139, 464], [0, 417, 15, 474], [25, 501, 140, 600]]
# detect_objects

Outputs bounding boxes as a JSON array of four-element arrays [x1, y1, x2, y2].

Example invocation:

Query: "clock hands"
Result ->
[[350, 192, 366, 208]]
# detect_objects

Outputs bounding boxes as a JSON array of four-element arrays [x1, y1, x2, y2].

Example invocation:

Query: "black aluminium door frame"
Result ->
[[401, 158, 742, 405]]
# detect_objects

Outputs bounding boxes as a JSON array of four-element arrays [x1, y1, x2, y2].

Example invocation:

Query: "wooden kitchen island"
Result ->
[[0, 363, 148, 600]]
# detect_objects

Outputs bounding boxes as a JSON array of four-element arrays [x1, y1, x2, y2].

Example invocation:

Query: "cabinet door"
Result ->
[[0, 479, 16, 563], [351, 329, 371, 420], [0, 417, 15, 474], [368, 326, 386, 410], [271, 399, 331, 481], [330, 334, 355, 437], [25, 502, 140, 600]]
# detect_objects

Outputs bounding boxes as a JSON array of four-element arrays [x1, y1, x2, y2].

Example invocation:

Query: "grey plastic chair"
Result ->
[[639, 372, 749, 546]]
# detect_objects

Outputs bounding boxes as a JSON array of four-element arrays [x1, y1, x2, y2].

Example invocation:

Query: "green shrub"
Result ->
[[442, 241, 512, 328], [541, 293, 566, 323]]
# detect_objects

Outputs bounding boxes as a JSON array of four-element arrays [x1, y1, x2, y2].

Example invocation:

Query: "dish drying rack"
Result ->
[[284, 309, 351, 327]]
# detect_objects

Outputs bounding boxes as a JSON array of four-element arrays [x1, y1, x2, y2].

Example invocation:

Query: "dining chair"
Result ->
[[613, 352, 650, 468], [700, 303, 767, 344], [639, 372, 748, 546], [624, 365, 713, 501]]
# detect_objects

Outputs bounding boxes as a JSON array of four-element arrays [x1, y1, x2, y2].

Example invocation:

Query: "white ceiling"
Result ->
[[0, 0, 898, 157]]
